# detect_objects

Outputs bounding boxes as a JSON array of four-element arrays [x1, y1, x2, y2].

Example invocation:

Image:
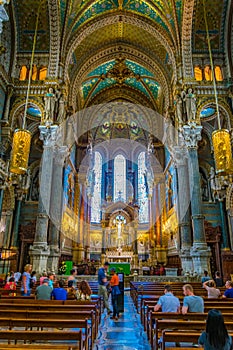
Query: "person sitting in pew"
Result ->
[[51, 279, 68, 300], [154, 285, 180, 312], [222, 281, 233, 298], [76, 280, 92, 300], [201, 270, 211, 284], [3, 277, 16, 296], [214, 271, 224, 287], [203, 279, 221, 298], [182, 284, 204, 314], [35, 278, 52, 300], [198, 309, 232, 350]]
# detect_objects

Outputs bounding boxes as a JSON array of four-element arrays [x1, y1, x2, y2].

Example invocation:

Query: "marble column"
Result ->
[[85, 194, 91, 261], [3, 210, 13, 249], [47, 145, 69, 273], [173, 146, 193, 273], [29, 125, 58, 274], [0, 185, 5, 221], [77, 181, 85, 263], [227, 208, 233, 250], [219, 200, 230, 249], [10, 194, 23, 249], [182, 122, 210, 273]]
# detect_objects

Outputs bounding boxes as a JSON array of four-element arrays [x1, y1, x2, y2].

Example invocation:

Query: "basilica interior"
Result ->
[[0, 0, 233, 281]]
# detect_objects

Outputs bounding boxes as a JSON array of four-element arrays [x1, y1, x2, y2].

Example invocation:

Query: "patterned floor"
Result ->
[[93, 293, 151, 350]]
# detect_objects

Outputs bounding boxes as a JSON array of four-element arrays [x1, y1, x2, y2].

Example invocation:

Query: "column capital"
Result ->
[[181, 122, 202, 148], [39, 125, 59, 147]]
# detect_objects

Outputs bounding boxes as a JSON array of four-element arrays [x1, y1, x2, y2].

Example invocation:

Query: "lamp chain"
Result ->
[[203, 0, 221, 130], [22, 0, 44, 129]]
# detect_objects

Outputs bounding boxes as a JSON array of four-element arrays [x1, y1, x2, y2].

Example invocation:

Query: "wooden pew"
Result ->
[[0, 346, 76, 350], [148, 312, 233, 350], [0, 330, 84, 350], [0, 312, 94, 348], [153, 319, 233, 350]]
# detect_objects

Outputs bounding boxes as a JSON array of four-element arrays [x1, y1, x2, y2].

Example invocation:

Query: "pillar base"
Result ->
[[180, 247, 193, 273], [47, 245, 60, 273], [190, 243, 211, 274], [72, 245, 85, 264], [29, 242, 50, 274]]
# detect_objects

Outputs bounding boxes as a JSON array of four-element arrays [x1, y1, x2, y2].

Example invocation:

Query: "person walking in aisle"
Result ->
[[109, 268, 121, 320], [98, 262, 111, 315]]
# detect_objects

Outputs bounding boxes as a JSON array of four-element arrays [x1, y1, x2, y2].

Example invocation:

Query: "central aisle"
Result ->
[[94, 293, 151, 350]]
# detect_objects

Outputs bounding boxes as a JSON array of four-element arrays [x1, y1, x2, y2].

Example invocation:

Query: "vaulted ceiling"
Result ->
[[11, 0, 232, 113]]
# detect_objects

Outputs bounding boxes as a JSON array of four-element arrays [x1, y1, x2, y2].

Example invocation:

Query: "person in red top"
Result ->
[[4, 277, 16, 296], [109, 268, 121, 320]]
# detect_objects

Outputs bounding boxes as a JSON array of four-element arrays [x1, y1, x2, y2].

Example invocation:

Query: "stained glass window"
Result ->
[[91, 152, 102, 223], [138, 152, 149, 222], [114, 154, 126, 202]]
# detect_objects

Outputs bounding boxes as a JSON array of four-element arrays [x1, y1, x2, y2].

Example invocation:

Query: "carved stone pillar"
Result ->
[[0, 184, 5, 221], [227, 208, 233, 250], [173, 146, 193, 273], [47, 145, 69, 273], [29, 125, 58, 274], [3, 210, 13, 249], [10, 193, 23, 249], [85, 194, 91, 261], [182, 122, 210, 273]]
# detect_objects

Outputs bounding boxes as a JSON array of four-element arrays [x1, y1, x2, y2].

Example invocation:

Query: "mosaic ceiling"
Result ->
[[12, 0, 229, 108]]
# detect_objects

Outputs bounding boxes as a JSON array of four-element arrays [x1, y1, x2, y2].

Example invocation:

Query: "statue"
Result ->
[[209, 166, 217, 202], [174, 94, 183, 123], [44, 87, 56, 123], [183, 88, 197, 121], [57, 94, 66, 122]]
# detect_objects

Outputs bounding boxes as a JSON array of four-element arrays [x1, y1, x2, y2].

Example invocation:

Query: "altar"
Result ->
[[105, 249, 133, 263]]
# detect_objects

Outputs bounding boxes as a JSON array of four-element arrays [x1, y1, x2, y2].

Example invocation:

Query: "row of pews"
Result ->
[[0, 294, 103, 350], [130, 281, 233, 350]]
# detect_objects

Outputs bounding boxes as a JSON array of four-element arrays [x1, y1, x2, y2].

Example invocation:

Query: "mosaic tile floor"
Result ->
[[93, 293, 151, 350]]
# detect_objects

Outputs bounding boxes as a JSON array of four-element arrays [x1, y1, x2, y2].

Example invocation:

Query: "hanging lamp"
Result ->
[[203, 0, 233, 174], [10, 0, 43, 174]]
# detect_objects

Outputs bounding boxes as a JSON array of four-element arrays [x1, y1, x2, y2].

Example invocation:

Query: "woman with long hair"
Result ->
[[198, 309, 232, 350], [76, 280, 92, 300]]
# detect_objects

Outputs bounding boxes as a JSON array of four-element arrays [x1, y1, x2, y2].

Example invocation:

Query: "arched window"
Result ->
[[91, 152, 102, 223], [39, 66, 47, 80], [138, 152, 149, 223], [19, 66, 28, 81], [204, 65, 212, 81], [215, 66, 223, 81], [194, 66, 203, 81], [31, 65, 37, 81], [114, 154, 126, 202]]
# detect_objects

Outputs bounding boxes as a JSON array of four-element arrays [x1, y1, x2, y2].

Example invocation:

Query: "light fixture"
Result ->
[[203, 0, 233, 174], [10, 0, 44, 174]]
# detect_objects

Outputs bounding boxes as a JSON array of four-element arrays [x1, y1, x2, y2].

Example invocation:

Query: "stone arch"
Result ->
[[47, 0, 60, 78], [182, 0, 195, 78], [9, 98, 44, 132], [70, 46, 171, 111]]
